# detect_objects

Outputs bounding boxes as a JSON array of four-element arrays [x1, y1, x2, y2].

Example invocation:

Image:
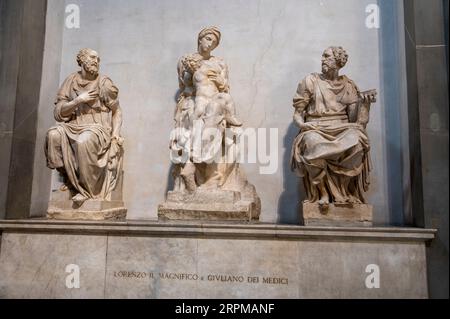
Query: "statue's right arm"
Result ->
[[56, 90, 97, 119], [293, 78, 312, 129], [58, 99, 80, 118], [54, 74, 97, 122], [54, 97, 79, 122], [293, 109, 305, 128]]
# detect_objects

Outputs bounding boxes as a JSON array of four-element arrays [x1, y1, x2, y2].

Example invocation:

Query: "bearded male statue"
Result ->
[[291, 46, 377, 226], [45, 48, 126, 220]]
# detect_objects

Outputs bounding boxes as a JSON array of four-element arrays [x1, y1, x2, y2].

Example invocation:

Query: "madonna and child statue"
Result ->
[[158, 27, 261, 221]]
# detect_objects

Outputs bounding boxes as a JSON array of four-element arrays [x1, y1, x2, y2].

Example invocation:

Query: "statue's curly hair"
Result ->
[[183, 54, 203, 74], [329, 46, 348, 68], [76, 48, 99, 67]]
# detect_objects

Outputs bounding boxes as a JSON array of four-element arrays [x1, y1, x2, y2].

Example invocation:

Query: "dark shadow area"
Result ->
[[277, 122, 303, 225], [426, 235, 450, 298], [164, 164, 175, 200], [444, 0, 449, 79]]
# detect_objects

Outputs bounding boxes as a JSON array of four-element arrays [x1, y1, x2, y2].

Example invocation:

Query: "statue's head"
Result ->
[[184, 54, 203, 74], [197, 26, 221, 54], [77, 48, 100, 76], [321, 46, 348, 73]]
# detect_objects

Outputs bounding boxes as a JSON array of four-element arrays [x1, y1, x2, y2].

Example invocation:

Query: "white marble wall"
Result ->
[[44, 0, 406, 223]]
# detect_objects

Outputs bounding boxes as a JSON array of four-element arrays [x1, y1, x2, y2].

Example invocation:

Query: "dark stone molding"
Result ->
[[404, 0, 449, 299], [5, 0, 48, 219]]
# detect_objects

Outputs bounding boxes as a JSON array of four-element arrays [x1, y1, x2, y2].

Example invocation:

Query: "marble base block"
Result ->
[[46, 170, 126, 221], [47, 200, 127, 220], [303, 202, 373, 226], [158, 189, 260, 221]]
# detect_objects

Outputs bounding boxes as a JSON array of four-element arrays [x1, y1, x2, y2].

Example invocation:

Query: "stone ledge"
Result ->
[[0, 220, 436, 242], [47, 208, 127, 221], [303, 202, 373, 227]]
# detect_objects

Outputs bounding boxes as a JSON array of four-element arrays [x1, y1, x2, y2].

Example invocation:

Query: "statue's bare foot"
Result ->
[[72, 193, 88, 205], [318, 195, 329, 206], [59, 184, 69, 191], [348, 196, 362, 204]]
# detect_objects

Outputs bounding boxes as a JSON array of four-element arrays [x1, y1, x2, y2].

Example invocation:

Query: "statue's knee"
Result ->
[[47, 128, 61, 143], [301, 137, 313, 150], [78, 131, 96, 145]]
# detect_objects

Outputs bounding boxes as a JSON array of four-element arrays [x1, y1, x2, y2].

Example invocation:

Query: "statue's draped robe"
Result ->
[[45, 72, 122, 200], [290, 73, 371, 203]]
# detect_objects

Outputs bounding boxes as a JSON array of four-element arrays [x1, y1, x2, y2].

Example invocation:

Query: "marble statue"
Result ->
[[290, 46, 377, 226], [158, 27, 260, 221], [45, 48, 126, 220]]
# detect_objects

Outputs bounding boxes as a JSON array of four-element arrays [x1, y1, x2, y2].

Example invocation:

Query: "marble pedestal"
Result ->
[[47, 199, 127, 220], [0, 220, 435, 298], [303, 202, 373, 226], [47, 172, 127, 221], [158, 188, 260, 221]]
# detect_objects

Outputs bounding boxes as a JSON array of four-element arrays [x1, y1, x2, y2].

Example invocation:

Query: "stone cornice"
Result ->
[[0, 219, 436, 242]]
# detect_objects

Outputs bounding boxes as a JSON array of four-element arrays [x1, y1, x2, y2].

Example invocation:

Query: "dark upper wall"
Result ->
[[0, 0, 48, 219], [0, 0, 25, 219]]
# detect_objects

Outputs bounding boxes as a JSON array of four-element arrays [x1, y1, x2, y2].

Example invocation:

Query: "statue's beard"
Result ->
[[83, 62, 99, 76], [322, 64, 337, 75]]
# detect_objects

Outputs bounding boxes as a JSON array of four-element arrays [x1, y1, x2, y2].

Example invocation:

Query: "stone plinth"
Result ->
[[303, 202, 373, 226], [158, 189, 260, 221], [0, 220, 435, 299], [47, 187, 126, 221], [47, 200, 126, 220]]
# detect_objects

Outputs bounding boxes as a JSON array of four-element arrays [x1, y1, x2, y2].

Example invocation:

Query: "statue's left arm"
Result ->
[[111, 103, 123, 141], [344, 77, 377, 127], [344, 78, 361, 123], [357, 89, 377, 128], [100, 77, 123, 147], [109, 99, 123, 166]]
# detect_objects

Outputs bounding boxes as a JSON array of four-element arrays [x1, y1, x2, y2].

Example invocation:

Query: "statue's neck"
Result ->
[[81, 69, 98, 81], [322, 69, 339, 81], [198, 50, 211, 60]]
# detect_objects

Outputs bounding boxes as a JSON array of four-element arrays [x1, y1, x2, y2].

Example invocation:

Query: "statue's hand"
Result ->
[[108, 137, 123, 170], [361, 90, 377, 104], [75, 89, 98, 105]]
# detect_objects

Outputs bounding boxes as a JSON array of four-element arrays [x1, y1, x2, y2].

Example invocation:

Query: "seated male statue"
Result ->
[[291, 46, 376, 221], [45, 48, 124, 209]]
